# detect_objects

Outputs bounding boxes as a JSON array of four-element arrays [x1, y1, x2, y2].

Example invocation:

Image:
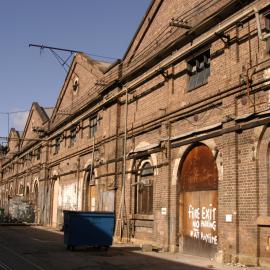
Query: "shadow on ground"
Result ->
[[0, 225, 221, 270]]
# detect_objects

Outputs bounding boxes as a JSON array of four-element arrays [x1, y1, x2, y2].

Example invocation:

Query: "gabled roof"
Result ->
[[6, 128, 20, 157], [9, 128, 20, 139], [123, 0, 162, 62], [20, 102, 52, 148], [50, 53, 107, 124]]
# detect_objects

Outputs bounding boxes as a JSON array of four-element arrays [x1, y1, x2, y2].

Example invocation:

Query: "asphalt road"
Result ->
[[0, 226, 260, 270]]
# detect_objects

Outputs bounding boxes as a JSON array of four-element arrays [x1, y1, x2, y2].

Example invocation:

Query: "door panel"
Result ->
[[182, 190, 218, 257], [88, 185, 96, 211]]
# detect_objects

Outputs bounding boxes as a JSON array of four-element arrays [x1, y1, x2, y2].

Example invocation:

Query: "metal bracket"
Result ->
[[95, 80, 107, 86], [159, 68, 169, 80], [169, 18, 191, 30], [215, 32, 230, 47]]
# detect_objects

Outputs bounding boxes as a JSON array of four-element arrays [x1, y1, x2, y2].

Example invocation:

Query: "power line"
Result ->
[[84, 52, 118, 61], [0, 110, 29, 115], [0, 136, 46, 142]]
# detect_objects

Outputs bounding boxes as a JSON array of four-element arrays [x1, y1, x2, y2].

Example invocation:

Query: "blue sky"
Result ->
[[0, 0, 150, 143]]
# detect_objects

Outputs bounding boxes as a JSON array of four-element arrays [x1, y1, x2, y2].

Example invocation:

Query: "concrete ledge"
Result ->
[[260, 257, 270, 269], [257, 216, 270, 226], [238, 254, 258, 267]]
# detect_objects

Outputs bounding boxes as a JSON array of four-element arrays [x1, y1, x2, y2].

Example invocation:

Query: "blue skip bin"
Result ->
[[63, 211, 115, 251]]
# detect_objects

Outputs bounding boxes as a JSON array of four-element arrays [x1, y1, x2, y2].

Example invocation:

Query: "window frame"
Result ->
[[54, 136, 61, 154], [265, 13, 270, 55], [36, 147, 41, 161], [135, 161, 154, 215], [70, 127, 77, 147], [187, 50, 210, 91], [89, 115, 98, 139]]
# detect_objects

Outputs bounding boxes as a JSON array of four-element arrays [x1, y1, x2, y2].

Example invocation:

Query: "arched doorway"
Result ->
[[25, 186, 30, 202], [51, 178, 59, 227], [85, 166, 96, 211], [178, 143, 218, 257]]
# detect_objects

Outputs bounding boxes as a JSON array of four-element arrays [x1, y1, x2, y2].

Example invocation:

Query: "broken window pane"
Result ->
[[187, 50, 210, 90]]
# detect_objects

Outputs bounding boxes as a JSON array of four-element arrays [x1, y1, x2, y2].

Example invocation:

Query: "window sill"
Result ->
[[187, 81, 208, 92], [257, 216, 270, 226], [131, 214, 154, 220]]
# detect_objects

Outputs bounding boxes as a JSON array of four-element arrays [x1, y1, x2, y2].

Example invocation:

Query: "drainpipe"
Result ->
[[76, 156, 80, 210], [254, 8, 270, 41], [121, 86, 129, 240], [116, 86, 128, 240], [167, 121, 172, 251]]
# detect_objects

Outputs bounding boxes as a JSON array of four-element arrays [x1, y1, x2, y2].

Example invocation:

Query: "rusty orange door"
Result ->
[[179, 144, 218, 257]]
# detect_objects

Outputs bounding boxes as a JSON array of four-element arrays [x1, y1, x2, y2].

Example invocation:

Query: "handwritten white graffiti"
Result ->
[[188, 204, 217, 245]]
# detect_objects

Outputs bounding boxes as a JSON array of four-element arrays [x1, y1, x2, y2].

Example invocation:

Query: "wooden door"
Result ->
[[179, 144, 218, 257]]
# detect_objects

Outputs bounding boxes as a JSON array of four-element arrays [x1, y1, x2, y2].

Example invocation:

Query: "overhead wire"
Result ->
[[101, 0, 219, 81], [10, 0, 248, 143], [123, 0, 219, 71], [84, 52, 118, 61], [48, 0, 238, 124]]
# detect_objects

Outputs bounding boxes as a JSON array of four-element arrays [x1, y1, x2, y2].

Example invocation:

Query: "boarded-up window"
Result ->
[[136, 162, 154, 215], [187, 50, 210, 91], [266, 14, 270, 54]]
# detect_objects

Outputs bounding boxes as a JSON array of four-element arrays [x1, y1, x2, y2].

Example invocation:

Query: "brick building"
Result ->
[[1, 0, 270, 266]]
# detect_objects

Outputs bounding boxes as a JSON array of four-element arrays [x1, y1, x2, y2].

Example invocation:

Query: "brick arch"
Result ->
[[256, 125, 270, 216], [176, 142, 219, 257], [127, 141, 158, 178], [172, 138, 222, 186], [178, 142, 218, 191], [170, 138, 221, 253]]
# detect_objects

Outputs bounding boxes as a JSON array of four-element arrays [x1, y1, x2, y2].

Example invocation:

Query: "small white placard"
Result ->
[[161, 207, 167, 215], [225, 214, 233, 222]]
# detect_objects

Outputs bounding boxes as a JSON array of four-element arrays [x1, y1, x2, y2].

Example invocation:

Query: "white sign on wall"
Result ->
[[225, 214, 233, 222], [161, 207, 167, 215]]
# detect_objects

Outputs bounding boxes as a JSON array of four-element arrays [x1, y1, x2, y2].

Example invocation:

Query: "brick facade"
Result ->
[[1, 0, 270, 266]]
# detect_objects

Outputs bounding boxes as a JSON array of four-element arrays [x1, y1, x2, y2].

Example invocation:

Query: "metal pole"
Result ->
[[88, 137, 95, 209], [7, 113, 9, 136], [29, 44, 82, 54], [115, 86, 128, 240], [121, 86, 128, 239]]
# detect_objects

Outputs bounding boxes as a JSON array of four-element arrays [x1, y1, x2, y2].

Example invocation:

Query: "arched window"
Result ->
[[19, 184, 24, 195], [136, 162, 154, 215], [25, 186, 30, 201]]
